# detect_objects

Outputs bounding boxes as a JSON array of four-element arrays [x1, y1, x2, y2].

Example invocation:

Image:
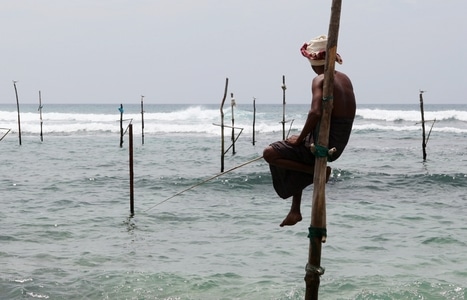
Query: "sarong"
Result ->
[[269, 117, 354, 199], [269, 135, 315, 199]]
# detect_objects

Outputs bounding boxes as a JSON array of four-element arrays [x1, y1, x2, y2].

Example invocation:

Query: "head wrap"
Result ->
[[300, 35, 343, 66]]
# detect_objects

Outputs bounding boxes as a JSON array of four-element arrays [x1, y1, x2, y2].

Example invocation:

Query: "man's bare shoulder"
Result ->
[[335, 71, 352, 84], [312, 74, 325, 88], [312, 74, 325, 82], [313, 71, 351, 84]]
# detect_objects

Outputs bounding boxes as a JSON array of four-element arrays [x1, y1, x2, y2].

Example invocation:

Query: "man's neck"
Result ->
[[312, 65, 325, 75]]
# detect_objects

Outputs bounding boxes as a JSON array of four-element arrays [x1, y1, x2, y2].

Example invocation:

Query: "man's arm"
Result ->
[[288, 76, 324, 145]]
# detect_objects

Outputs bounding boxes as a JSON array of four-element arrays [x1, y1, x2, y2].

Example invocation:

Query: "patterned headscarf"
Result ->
[[300, 35, 343, 66]]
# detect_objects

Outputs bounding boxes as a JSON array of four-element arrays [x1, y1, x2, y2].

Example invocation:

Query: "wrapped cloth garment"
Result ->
[[269, 117, 354, 199]]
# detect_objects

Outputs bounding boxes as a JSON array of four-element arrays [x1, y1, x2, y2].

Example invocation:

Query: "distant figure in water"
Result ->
[[263, 35, 356, 227]]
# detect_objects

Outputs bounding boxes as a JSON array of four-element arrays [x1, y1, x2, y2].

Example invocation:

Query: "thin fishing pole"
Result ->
[[0, 128, 11, 142], [287, 119, 295, 139], [123, 119, 133, 136], [144, 155, 264, 212], [426, 118, 436, 144]]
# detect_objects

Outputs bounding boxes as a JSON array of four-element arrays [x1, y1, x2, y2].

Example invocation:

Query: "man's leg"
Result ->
[[265, 145, 333, 227], [264, 145, 332, 180], [280, 190, 303, 227], [263, 146, 314, 174]]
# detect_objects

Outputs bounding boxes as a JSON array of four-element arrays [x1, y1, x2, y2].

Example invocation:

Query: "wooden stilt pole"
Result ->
[[119, 104, 124, 148], [129, 123, 134, 215], [38, 90, 44, 142], [141, 95, 145, 145], [220, 78, 229, 172], [281, 75, 287, 140], [305, 1, 342, 299], [419, 90, 427, 161], [231, 93, 236, 155], [252, 97, 256, 146], [13, 81, 22, 146]]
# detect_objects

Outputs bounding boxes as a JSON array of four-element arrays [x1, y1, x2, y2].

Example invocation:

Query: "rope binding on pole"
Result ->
[[308, 226, 327, 243], [306, 263, 325, 276], [310, 143, 336, 162]]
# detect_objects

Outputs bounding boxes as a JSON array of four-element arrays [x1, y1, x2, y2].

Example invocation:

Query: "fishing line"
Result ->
[[144, 155, 264, 212]]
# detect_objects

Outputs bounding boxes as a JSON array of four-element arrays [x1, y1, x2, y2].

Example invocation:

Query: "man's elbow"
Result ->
[[308, 110, 322, 120]]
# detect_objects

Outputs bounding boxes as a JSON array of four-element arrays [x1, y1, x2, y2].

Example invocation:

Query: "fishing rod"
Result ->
[[144, 155, 264, 212]]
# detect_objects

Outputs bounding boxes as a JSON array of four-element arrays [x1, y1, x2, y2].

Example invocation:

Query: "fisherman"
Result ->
[[263, 35, 356, 227]]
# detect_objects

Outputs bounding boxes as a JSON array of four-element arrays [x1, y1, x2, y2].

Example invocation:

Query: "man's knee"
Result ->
[[263, 146, 277, 163]]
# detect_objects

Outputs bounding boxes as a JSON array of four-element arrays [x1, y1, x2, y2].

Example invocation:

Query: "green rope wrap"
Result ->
[[322, 96, 334, 101], [311, 143, 335, 162], [308, 226, 327, 240], [313, 144, 330, 158], [308, 226, 327, 260]]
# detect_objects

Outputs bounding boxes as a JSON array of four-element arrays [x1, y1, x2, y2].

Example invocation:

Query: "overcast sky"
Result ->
[[1, 0, 466, 105]]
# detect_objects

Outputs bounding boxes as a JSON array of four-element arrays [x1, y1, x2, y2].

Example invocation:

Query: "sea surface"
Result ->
[[0, 103, 466, 300]]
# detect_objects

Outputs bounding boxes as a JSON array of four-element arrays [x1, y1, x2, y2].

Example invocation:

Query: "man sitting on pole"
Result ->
[[263, 35, 356, 227]]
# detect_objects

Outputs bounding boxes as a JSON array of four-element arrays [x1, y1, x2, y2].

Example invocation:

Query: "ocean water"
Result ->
[[0, 103, 466, 300]]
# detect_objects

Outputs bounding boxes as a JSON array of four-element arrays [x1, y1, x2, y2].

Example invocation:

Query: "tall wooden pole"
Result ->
[[141, 95, 145, 145], [119, 104, 124, 148], [281, 75, 287, 140], [230, 93, 236, 155], [252, 97, 256, 146], [305, 1, 342, 299], [129, 123, 134, 215], [38, 90, 44, 142], [13, 81, 22, 146], [419, 91, 427, 161], [220, 78, 229, 172]]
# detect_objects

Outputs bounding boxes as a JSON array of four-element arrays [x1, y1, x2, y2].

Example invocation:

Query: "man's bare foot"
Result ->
[[280, 212, 302, 227]]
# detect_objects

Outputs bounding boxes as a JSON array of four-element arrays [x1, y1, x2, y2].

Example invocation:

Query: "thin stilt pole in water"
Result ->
[[220, 78, 229, 172], [129, 123, 135, 215], [231, 93, 236, 155], [281, 75, 287, 140], [419, 90, 427, 161], [252, 97, 256, 146], [13, 81, 22, 146], [141, 95, 145, 145], [38, 90, 44, 142], [417, 90, 435, 161], [119, 104, 124, 148], [305, 1, 342, 299]]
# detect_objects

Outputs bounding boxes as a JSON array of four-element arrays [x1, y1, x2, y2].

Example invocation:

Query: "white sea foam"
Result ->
[[1, 104, 466, 135], [357, 108, 467, 122]]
